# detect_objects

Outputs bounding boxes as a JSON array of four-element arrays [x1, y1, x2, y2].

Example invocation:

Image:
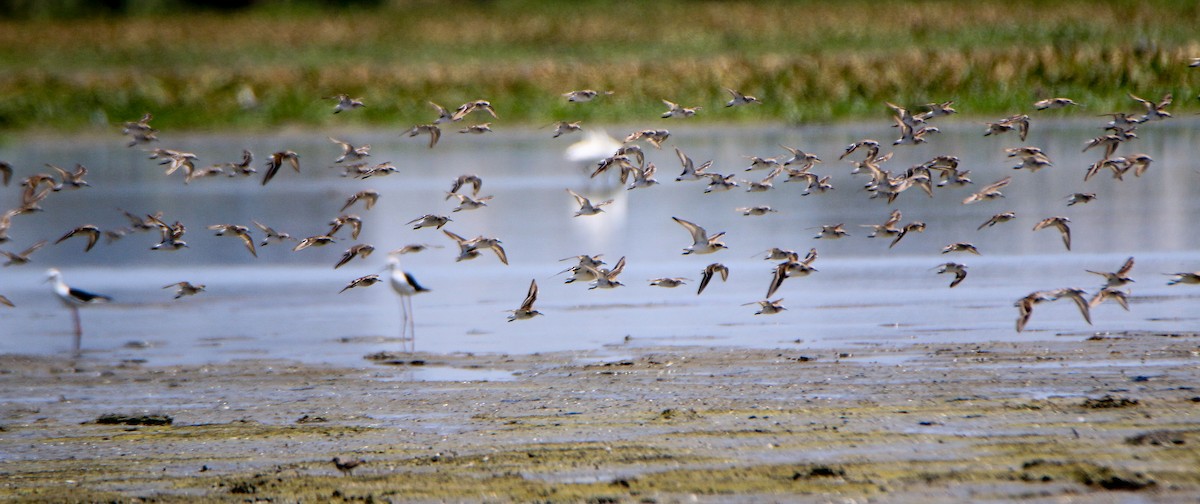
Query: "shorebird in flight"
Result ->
[[888, 221, 926, 249], [551, 121, 583, 138], [766, 248, 818, 298], [1015, 288, 1092, 332], [407, 214, 452, 230], [942, 242, 981, 255], [674, 147, 713, 181], [46, 268, 112, 356], [673, 217, 727, 254], [743, 299, 786, 315], [1165, 272, 1200, 286], [207, 224, 257, 257], [261, 150, 300, 186], [961, 176, 1012, 205], [1129, 92, 1172, 121], [567, 188, 613, 216], [334, 244, 374, 269], [445, 174, 484, 200], [147, 215, 188, 251], [54, 225, 101, 252], [1033, 216, 1072, 250], [735, 206, 777, 216], [724, 88, 761, 107], [328, 214, 363, 240], [977, 211, 1016, 230], [341, 190, 380, 212], [587, 256, 626, 289], [649, 277, 689, 288], [1087, 257, 1135, 288], [862, 209, 903, 238], [252, 221, 295, 247], [697, 263, 729, 295], [1034, 97, 1079, 110], [448, 192, 493, 212], [2, 240, 46, 266], [812, 223, 849, 240], [563, 89, 613, 102], [451, 100, 499, 121], [660, 99, 701, 118], [163, 281, 205, 299], [507, 279, 543, 321], [458, 123, 492, 134], [47, 163, 90, 191], [934, 262, 968, 288], [427, 101, 455, 123], [339, 274, 381, 294], [1089, 288, 1130, 311], [780, 145, 822, 169], [403, 124, 441, 148], [293, 235, 336, 252], [326, 94, 365, 114], [1066, 193, 1097, 206], [983, 114, 1031, 141], [329, 137, 370, 164]]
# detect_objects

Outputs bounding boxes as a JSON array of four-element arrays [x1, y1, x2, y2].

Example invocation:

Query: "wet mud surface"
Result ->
[[2, 334, 1198, 502]]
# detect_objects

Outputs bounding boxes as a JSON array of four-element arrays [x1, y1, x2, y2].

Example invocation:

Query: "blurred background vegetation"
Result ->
[[0, 0, 1196, 132]]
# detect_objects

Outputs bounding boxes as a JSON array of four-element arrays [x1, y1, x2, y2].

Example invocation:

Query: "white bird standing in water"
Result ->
[[45, 268, 111, 357], [387, 253, 430, 352]]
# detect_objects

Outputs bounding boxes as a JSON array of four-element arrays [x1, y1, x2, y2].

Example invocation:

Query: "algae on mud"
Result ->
[[1, 335, 1199, 502]]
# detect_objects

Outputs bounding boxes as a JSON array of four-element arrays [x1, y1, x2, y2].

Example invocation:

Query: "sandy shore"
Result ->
[[1, 333, 1198, 503]]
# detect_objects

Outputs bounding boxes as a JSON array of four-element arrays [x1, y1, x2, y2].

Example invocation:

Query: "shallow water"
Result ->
[[1, 119, 1198, 370]]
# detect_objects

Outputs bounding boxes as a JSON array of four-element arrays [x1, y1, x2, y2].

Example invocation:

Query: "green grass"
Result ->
[[0, 0, 1197, 133]]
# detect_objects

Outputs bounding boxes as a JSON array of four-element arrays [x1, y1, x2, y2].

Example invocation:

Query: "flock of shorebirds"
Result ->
[[2, 71, 1200, 351]]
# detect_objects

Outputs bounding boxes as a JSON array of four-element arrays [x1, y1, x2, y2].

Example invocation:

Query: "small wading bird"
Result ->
[[387, 253, 429, 351], [45, 268, 112, 356], [507, 279, 542, 321], [587, 256, 627, 290], [331, 457, 364, 477]]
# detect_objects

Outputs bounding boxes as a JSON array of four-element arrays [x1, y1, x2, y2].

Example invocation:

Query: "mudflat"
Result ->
[[1, 333, 1198, 502]]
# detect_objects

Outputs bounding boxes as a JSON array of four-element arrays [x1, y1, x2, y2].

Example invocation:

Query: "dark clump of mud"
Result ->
[[1081, 395, 1140, 409], [89, 413, 173, 426]]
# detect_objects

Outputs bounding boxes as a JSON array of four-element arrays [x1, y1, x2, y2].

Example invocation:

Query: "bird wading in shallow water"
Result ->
[[45, 268, 112, 357]]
